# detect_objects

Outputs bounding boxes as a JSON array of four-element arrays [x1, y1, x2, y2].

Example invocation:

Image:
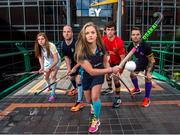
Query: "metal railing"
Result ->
[[0, 40, 180, 99]]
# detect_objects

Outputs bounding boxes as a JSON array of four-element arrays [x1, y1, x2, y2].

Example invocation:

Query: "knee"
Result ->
[[145, 78, 152, 82], [44, 76, 49, 81], [92, 96, 99, 102], [51, 77, 56, 81], [70, 76, 75, 81], [130, 73, 137, 79], [76, 78, 81, 84]]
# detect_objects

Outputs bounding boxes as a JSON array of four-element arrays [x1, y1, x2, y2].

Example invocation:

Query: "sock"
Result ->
[[50, 82, 57, 97], [114, 82, 121, 96], [145, 81, 152, 98], [77, 84, 83, 102], [71, 79, 77, 89], [92, 100, 101, 119], [131, 77, 139, 90], [107, 76, 112, 89]]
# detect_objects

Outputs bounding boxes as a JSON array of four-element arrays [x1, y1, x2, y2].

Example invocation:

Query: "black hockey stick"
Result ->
[[34, 73, 69, 96]]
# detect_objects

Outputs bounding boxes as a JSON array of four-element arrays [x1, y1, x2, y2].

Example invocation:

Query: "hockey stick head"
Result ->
[[142, 12, 164, 41], [153, 12, 163, 23]]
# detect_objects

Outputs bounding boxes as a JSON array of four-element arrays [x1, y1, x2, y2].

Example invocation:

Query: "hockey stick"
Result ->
[[134, 73, 167, 82], [2, 71, 39, 78], [119, 12, 163, 70], [2, 68, 68, 78], [34, 73, 69, 96], [112, 74, 134, 99]]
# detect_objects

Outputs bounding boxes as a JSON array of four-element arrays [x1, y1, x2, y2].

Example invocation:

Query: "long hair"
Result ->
[[34, 32, 50, 58], [75, 22, 106, 62]]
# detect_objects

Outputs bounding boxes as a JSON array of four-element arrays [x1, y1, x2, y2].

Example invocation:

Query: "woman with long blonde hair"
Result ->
[[75, 22, 120, 133], [34, 32, 61, 102]]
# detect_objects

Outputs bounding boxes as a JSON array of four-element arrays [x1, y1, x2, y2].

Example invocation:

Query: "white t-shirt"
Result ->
[[41, 42, 61, 69]]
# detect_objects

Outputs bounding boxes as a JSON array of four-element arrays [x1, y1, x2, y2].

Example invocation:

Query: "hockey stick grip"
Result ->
[[119, 47, 137, 68]]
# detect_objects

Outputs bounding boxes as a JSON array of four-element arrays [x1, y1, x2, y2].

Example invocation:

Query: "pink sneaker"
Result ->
[[88, 118, 100, 133], [48, 96, 55, 102]]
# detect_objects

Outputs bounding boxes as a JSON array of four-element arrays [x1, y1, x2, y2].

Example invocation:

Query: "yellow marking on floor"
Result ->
[[1, 100, 180, 119], [118, 86, 163, 92], [28, 62, 67, 94], [43, 89, 67, 94], [28, 79, 45, 93]]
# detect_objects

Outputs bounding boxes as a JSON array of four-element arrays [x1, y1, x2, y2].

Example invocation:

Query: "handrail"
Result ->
[[152, 49, 180, 90], [0, 41, 34, 44], [0, 74, 37, 99], [0, 50, 34, 58], [153, 50, 180, 56]]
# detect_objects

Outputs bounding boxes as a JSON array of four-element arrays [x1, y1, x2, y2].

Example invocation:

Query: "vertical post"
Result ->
[[66, 0, 71, 25], [117, 0, 122, 37], [15, 42, 31, 72]]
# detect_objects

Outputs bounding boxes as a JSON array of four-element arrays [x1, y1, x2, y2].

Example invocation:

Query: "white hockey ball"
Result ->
[[125, 61, 136, 71]]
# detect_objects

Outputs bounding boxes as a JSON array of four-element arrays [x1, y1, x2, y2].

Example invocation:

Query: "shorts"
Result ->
[[44, 61, 61, 70], [82, 75, 104, 90]]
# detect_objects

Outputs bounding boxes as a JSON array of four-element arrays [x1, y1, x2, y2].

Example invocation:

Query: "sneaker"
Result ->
[[131, 88, 141, 95], [112, 97, 122, 108], [68, 89, 78, 96], [101, 88, 113, 95], [48, 96, 55, 102], [88, 117, 101, 133], [70, 102, 85, 112], [142, 97, 150, 107]]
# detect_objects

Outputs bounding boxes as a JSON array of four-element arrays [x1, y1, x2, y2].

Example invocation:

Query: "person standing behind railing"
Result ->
[[34, 32, 61, 102], [127, 27, 155, 107]]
